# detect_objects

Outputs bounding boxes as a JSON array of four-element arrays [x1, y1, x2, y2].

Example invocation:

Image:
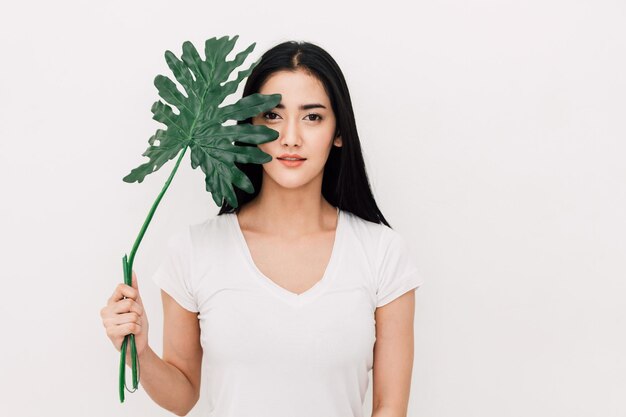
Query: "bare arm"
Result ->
[[371, 289, 417, 417], [102, 273, 202, 417], [137, 290, 203, 416]]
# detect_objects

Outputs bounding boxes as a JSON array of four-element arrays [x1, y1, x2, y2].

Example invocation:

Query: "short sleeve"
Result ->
[[375, 229, 424, 308], [151, 227, 199, 313]]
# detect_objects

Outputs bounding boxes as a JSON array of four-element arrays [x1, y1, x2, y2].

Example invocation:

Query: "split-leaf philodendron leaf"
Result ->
[[123, 35, 280, 207], [118, 36, 279, 404]]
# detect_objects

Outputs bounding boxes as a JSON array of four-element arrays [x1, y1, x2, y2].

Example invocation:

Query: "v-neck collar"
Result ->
[[229, 207, 343, 308]]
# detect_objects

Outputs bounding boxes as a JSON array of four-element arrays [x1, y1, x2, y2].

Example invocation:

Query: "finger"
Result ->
[[131, 270, 138, 290], [108, 283, 138, 304], [106, 312, 142, 327], [121, 322, 142, 336], [102, 312, 141, 328], [131, 270, 145, 305], [107, 322, 143, 339], [108, 284, 132, 303], [110, 298, 144, 316]]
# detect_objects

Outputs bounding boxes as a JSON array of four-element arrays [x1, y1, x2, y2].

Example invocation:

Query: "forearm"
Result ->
[[126, 345, 198, 416]]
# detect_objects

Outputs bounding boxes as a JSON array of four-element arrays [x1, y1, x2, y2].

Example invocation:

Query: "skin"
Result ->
[[372, 291, 416, 417], [236, 69, 343, 294], [100, 68, 416, 417]]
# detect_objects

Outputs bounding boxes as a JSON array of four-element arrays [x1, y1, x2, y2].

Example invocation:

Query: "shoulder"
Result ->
[[163, 213, 235, 254], [187, 213, 234, 242], [342, 210, 417, 273], [342, 210, 403, 251]]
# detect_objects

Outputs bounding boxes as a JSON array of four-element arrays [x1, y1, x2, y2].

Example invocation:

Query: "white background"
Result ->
[[1, 0, 624, 416]]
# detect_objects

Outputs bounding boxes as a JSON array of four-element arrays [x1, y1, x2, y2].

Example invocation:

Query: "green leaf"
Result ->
[[216, 93, 282, 124], [123, 36, 281, 208]]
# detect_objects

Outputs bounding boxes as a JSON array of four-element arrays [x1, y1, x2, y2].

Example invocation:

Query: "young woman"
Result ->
[[101, 41, 423, 417]]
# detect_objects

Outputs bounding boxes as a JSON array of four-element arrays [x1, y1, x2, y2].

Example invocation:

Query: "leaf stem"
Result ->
[[126, 146, 189, 278], [119, 146, 188, 403]]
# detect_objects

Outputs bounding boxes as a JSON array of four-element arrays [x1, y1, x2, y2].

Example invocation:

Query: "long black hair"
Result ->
[[217, 41, 391, 227]]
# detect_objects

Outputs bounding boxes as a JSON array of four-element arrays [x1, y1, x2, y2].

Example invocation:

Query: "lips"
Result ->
[[277, 153, 306, 160], [278, 158, 305, 167]]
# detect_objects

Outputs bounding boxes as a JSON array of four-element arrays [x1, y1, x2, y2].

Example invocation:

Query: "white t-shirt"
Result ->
[[151, 208, 423, 417]]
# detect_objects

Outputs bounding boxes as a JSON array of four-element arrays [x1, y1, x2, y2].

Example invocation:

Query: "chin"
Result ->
[[273, 178, 314, 190], [263, 169, 322, 190]]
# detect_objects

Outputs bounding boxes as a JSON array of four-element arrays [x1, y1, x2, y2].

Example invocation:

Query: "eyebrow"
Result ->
[[275, 103, 327, 110]]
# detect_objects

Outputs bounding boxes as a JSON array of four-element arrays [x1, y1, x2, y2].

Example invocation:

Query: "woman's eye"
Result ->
[[305, 113, 322, 121], [263, 111, 280, 120]]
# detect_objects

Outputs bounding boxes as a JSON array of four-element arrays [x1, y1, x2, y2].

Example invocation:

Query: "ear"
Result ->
[[333, 135, 343, 147]]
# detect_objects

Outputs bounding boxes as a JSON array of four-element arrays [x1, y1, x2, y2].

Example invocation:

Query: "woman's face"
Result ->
[[252, 69, 342, 191]]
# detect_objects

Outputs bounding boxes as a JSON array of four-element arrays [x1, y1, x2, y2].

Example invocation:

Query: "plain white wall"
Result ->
[[1, 0, 624, 416]]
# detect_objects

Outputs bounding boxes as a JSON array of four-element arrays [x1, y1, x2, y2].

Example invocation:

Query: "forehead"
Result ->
[[258, 69, 330, 105]]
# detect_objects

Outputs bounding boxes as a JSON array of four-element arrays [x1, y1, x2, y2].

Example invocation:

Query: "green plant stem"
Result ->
[[127, 146, 189, 278], [119, 146, 188, 403]]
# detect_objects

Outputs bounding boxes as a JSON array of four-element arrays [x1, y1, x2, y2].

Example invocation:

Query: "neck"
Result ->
[[237, 171, 337, 236]]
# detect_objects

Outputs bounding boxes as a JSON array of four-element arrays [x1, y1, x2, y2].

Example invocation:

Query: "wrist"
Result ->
[[124, 342, 152, 367], [137, 344, 153, 360]]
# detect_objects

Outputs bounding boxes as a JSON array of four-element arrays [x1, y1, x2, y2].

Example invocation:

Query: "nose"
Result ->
[[279, 118, 302, 148]]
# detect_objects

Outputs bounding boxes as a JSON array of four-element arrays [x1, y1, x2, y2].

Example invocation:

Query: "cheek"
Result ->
[[305, 126, 337, 148], [257, 141, 274, 156]]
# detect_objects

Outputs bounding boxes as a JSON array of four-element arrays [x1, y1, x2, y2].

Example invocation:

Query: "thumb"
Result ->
[[131, 270, 138, 289], [131, 270, 142, 301]]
